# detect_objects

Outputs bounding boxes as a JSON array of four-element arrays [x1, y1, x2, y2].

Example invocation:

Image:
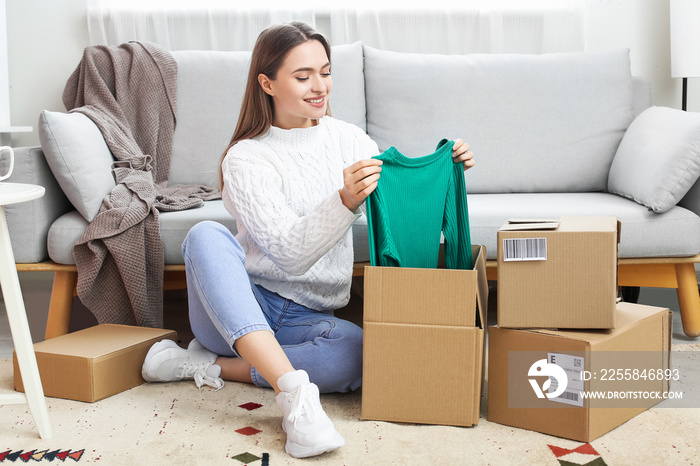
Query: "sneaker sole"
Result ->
[[285, 433, 345, 459]]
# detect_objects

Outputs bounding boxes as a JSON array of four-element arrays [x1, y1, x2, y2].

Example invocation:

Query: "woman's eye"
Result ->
[[296, 77, 309, 82]]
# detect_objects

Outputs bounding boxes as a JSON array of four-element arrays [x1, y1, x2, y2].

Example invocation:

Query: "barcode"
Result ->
[[503, 238, 547, 261], [557, 391, 579, 402]]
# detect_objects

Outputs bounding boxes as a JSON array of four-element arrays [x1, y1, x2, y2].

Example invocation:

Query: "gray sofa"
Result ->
[[5, 42, 700, 337]]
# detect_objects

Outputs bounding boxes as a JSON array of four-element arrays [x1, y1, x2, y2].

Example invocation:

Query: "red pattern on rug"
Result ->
[[549, 443, 600, 458], [235, 427, 262, 436], [238, 402, 263, 411], [0, 449, 84, 462]]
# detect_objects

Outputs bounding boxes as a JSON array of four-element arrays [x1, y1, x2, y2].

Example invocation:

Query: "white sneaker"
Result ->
[[276, 370, 345, 458], [141, 338, 224, 390]]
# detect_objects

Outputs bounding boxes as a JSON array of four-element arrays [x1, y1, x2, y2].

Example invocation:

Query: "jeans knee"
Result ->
[[183, 221, 244, 262], [323, 323, 363, 393]]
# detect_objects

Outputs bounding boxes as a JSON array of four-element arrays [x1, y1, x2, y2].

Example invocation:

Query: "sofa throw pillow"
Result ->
[[608, 106, 700, 213], [38, 110, 115, 221]]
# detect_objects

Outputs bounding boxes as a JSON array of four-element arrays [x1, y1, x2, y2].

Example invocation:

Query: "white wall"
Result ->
[[585, 0, 682, 110], [3, 0, 689, 150], [6, 0, 88, 148]]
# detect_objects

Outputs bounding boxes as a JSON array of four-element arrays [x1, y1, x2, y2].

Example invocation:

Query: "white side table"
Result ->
[[0, 182, 52, 439]]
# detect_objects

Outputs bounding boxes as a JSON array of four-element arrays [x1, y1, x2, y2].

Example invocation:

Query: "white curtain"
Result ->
[[330, 4, 585, 54], [87, 0, 317, 51], [87, 1, 585, 54]]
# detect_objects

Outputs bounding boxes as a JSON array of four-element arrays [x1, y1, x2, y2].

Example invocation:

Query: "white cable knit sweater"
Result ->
[[221, 116, 379, 311]]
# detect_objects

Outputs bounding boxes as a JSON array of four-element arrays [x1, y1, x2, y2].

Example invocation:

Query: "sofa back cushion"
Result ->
[[363, 46, 635, 194], [168, 42, 367, 187]]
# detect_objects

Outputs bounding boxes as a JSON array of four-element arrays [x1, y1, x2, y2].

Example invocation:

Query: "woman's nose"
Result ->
[[310, 75, 327, 93]]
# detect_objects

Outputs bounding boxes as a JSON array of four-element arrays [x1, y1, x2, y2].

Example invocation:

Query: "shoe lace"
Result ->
[[177, 363, 225, 391], [287, 384, 315, 427]]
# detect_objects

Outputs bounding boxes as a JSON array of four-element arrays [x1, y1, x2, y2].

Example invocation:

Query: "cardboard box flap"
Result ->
[[364, 245, 487, 329], [30, 324, 175, 359], [500, 219, 560, 231], [473, 244, 488, 329], [617, 218, 622, 244], [558, 216, 619, 235]]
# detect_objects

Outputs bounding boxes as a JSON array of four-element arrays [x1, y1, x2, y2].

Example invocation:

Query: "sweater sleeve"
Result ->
[[442, 161, 474, 270], [222, 141, 360, 276]]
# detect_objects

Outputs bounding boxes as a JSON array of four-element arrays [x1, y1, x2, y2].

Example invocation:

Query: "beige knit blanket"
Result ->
[[63, 41, 220, 328]]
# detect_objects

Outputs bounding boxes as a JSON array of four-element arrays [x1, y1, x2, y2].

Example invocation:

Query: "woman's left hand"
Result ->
[[452, 139, 475, 171]]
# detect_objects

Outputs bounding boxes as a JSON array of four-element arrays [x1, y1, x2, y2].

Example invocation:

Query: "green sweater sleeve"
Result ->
[[443, 158, 473, 270]]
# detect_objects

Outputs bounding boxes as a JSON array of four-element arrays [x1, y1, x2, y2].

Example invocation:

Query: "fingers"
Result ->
[[346, 158, 383, 175], [452, 139, 469, 156], [452, 139, 475, 171], [344, 158, 382, 193], [340, 158, 382, 211], [354, 173, 381, 195], [357, 177, 379, 198]]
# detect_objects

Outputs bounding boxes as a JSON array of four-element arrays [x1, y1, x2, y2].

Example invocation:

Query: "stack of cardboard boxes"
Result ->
[[489, 216, 671, 441], [362, 216, 673, 443]]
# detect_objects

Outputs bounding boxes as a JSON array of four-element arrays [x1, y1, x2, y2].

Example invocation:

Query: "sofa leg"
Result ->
[[675, 263, 700, 338], [44, 270, 77, 340]]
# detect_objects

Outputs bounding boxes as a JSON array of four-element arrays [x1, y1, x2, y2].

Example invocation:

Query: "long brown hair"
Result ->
[[218, 21, 332, 191]]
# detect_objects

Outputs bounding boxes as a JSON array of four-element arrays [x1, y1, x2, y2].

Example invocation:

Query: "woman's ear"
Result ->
[[258, 73, 274, 96]]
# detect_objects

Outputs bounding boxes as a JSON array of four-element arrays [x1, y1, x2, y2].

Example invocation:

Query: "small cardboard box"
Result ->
[[13, 324, 177, 402], [497, 216, 621, 329], [487, 302, 672, 442], [362, 244, 488, 427]]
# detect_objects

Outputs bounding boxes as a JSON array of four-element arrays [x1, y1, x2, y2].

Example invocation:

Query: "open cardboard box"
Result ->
[[362, 244, 488, 427], [497, 216, 621, 329], [487, 302, 672, 442]]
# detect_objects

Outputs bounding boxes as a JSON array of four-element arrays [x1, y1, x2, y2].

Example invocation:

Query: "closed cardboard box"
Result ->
[[487, 302, 671, 442], [14, 324, 177, 402], [362, 245, 488, 427], [497, 216, 620, 329]]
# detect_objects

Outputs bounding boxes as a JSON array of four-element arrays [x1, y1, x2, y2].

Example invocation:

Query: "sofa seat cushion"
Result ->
[[47, 200, 372, 265], [468, 193, 700, 260], [48, 194, 699, 265]]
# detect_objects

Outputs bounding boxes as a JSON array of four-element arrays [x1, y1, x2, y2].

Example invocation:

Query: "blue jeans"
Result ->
[[182, 221, 363, 393]]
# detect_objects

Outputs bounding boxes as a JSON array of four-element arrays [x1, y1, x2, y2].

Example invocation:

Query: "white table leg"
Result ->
[[0, 205, 52, 439]]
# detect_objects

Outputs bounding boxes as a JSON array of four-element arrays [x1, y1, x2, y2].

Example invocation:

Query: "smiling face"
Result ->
[[258, 39, 332, 130]]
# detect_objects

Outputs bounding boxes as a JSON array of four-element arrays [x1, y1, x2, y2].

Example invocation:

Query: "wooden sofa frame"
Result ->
[[17, 256, 700, 339]]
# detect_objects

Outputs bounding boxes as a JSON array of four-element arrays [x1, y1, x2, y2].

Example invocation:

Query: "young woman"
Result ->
[[142, 21, 474, 459]]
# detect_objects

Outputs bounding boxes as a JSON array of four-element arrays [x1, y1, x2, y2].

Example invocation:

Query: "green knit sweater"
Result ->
[[366, 139, 473, 270]]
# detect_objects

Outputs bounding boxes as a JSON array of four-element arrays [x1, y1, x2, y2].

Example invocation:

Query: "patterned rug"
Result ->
[[1, 346, 698, 465]]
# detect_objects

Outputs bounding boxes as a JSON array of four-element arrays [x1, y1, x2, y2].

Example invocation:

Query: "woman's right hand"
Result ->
[[339, 158, 383, 212]]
